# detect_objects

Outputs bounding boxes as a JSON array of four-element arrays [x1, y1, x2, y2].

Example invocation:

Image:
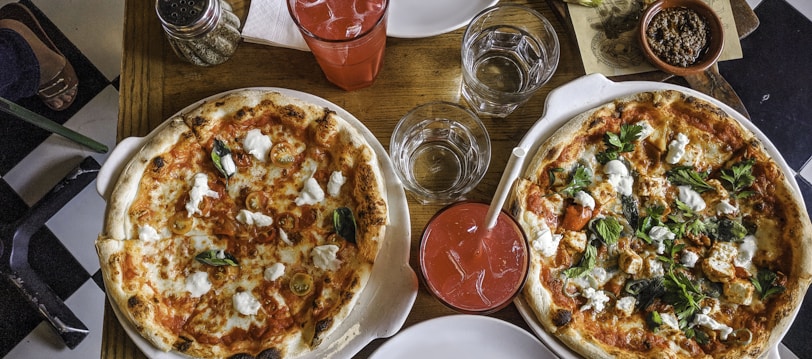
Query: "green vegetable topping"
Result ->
[[592, 217, 622, 245], [662, 270, 705, 327], [751, 268, 786, 300], [666, 166, 715, 193], [195, 249, 239, 267], [333, 207, 357, 243], [707, 218, 748, 242], [720, 158, 756, 199], [636, 206, 665, 244], [563, 243, 597, 278], [646, 311, 663, 332], [560, 164, 592, 197], [596, 124, 644, 164], [211, 138, 234, 181]]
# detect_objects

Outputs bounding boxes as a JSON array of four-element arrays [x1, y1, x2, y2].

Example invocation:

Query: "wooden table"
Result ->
[[105, 0, 585, 358]]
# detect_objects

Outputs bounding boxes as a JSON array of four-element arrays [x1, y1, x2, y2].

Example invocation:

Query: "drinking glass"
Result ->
[[461, 4, 560, 117], [389, 102, 490, 204], [287, 0, 389, 91]]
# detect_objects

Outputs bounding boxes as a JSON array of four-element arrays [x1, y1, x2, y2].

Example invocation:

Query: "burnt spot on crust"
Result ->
[[151, 157, 165, 172], [192, 115, 207, 128], [257, 348, 282, 359], [174, 336, 193, 352], [127, 295, 140, 309], [235, 108, 248, 120], [311, 318, 333, 346], [553, 309, 572, 327]]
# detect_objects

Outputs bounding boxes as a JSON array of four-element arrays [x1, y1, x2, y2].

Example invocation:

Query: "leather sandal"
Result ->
[[1, 3, 78, 111]]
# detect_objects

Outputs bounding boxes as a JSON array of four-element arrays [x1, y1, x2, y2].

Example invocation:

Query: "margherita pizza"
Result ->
[[512, 90, 812, 358], [96, 90, 388, 359]]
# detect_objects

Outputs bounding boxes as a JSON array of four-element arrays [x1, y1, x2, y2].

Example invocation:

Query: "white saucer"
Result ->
[[369, 315, 555, 358], [387, 0, 498, 38]]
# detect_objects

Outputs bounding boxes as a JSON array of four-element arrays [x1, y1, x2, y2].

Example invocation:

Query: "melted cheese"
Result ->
[[312, 244, 341, 271], [233, 291, 261, 316], [604, 160, 633, 196], [243, 129, 272, 162], [327, 171, 346, 197], [677, 185, 706, 212], [138, 225, 161, 241], [666, 133, 690, 164], [186, 173, 219, 217], [574, 190, 595, 210], [236, 209, 273, 227], [264, 263, 285, 281], [295, 177, 325, 206], [185, 271, 212, 298]]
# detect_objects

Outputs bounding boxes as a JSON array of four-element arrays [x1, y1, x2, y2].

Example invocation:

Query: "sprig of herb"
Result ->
[[662, 270, 705, 327], [656, 239, 686, 270], [667, 166, 715, 193], [596, 124, 643, 164], [563, 242, 597, 278], [706, 217, 748, 242], [720, 158, 756, 199], [560, 164, 591, 197], [636, 206, 665, 244], [750, 269, 786, 300], [195, 249, 239, 267], [592, 217, 622, 245]]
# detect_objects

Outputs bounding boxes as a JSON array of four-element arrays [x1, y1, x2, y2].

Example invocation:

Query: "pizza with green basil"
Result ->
[[96, 89, 388, 358], [512, 90, 812, 358]]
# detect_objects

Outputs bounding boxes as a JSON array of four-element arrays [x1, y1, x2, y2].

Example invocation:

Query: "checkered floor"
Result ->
[[0, 0, 810, 358]]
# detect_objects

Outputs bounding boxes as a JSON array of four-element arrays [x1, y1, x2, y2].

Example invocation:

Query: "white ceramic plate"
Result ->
[[369, 314, 555, 358], [511, 73, 803, 359], [387, 0, 498, 38], [95, 88, 418, 359]]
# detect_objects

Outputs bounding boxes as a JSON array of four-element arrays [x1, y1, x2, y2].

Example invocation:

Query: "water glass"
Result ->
[[390, 102, 490, 204], [461, 4, 560, 117], [287, 0, 389, 91]]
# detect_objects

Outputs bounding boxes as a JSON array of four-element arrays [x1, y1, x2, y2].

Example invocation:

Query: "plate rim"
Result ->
[[98, 87, 418, 359], [511, 73, 805, 359], [387, 0, 498, 38], [369, 314, 554, 358]]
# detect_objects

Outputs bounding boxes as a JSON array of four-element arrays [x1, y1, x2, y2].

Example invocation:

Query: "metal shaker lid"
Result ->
[[156, 0, 219, 38]]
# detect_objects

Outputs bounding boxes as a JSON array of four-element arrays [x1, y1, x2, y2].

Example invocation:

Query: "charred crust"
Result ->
[[257, 348, 282, 359], [127, 295, 140, 308], [174, 336, 193, 352], [151, 157, 165, 172], [192, 115, 207, 127], [314, 318, 332, 337], [235, 108, 247, 120], [553, 309, 572, 327]]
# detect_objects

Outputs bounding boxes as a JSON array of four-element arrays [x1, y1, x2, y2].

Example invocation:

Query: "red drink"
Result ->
[[288, 0, 388, 91], [420, 202, 529, 314]]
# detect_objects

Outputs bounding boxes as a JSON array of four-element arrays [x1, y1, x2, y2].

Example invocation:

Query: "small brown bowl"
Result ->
[[638, 0, 724, 76]]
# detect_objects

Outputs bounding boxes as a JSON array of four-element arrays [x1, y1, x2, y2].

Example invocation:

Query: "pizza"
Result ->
[[511, 90, 812, 358], [95, 89, 388, 359]]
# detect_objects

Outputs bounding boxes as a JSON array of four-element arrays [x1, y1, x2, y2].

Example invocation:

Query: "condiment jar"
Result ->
[[156, 0, 241, 66]]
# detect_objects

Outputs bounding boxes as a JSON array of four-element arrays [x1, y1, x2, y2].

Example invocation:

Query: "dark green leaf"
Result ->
[[563, 243, 597, 278], [667, 166, 715, 193], [720, 158, 755, 198], [333, 207, 357, 243], [662, 270, 704, 324], [625, 277, 665, 310], [211, 138, 234, 180], [560, 164, 591, 197], [711, 218, 748, 242], [751, 268, 786, 300], [622, 195, 640, 229], [195, 249, 239, 267], [548, 167, 564, 188], [636, 206, 665, 243], [596, 124, 643, 164], [646, 311, 663, 332], [593, 217, 622, 245]]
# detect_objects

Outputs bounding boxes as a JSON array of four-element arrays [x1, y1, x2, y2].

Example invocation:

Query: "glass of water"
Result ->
[[461, 4, 560, 118], [390, 102, 491, 204]]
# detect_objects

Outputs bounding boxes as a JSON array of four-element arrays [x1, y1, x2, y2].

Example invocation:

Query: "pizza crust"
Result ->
[[513, 89, 812, 359], [96, 90, 389, 359]]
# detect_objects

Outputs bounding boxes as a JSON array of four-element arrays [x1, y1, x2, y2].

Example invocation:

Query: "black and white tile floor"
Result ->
[[0, 0, 809, 358]]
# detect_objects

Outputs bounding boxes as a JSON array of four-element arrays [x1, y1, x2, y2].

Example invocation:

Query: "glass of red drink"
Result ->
[[287, 0, 389, 91], [419, 201, 529, 314]]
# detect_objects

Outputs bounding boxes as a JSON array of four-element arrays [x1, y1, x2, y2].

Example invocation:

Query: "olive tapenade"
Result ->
[[646, 7, 710, 67]]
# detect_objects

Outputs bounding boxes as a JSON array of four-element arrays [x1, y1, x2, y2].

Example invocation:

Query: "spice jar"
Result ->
[[156, 0, 241, 66]]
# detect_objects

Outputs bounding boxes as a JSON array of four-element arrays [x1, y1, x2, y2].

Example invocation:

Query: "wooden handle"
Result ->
[[683, 63, 751, 119]]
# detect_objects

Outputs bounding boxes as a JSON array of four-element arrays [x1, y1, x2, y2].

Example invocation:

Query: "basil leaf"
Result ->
[[195, 250, 239, 267], [333, 207, 357, 243], [563, 243, 597, 278], [211, 138, 234, 180], [593, 217, 622, 245]]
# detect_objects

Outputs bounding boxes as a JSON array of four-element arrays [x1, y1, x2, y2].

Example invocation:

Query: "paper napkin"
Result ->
[[241, 0, 309, 51]]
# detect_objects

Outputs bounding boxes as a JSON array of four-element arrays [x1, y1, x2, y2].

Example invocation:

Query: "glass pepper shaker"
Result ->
[[156, 0, 241, 66]]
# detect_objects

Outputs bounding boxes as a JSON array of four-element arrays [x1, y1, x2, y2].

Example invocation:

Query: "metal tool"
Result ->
[[1, 157, 100, 349], [0, 97, 108, 153]]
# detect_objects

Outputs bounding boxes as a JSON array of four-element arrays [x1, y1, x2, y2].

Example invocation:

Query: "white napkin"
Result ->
[[241, 0, 309, 51]]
